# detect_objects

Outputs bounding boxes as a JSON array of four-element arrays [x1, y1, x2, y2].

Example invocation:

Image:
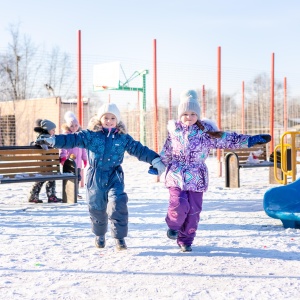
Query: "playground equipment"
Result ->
[[272, 131, 300, 185], [274, 131, 300, 185], [263, 131, 300, 228], [263, 178, 300, 229], [93, 61, 149, 145]]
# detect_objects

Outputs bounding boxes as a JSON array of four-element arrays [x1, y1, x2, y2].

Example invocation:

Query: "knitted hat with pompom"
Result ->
[[177, 89, 201, 119], [64, 111, 79, 127]]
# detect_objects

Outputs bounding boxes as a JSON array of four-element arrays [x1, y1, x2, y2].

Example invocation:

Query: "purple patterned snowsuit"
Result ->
[[160, 120, 250, 247]]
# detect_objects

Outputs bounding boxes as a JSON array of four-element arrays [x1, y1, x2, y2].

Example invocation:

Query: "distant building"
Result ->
[[0, 97, 90, 146]]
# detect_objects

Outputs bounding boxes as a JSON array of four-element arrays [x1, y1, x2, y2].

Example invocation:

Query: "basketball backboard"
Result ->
[[93, 61, 120, 91]]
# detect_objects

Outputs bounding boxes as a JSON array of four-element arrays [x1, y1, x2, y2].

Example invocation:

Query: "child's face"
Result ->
[[48, 128, 56, 136], [69, 122, 79, 133], [100, 113, 117, 129], [180, 111, 198, 126]]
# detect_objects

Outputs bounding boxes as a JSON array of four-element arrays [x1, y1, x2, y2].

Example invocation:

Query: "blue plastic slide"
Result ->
[[263, 178, 300, 229]]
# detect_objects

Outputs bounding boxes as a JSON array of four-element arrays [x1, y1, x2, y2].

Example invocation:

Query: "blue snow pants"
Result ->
[[89, 180, 128, 239]]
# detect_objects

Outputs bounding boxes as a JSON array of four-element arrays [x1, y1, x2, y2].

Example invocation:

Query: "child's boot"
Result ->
[[95, 235, 106, 248], [115, 238, 127, 251], [48, 195, 63, 203], [178, 244, 192, 252], [167, 229, 178, 240], [28, 195, 43, 203]]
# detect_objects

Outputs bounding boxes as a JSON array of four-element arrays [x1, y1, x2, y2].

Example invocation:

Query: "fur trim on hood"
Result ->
[[87, 115, 127, 134], [167, 120, 177, 133]]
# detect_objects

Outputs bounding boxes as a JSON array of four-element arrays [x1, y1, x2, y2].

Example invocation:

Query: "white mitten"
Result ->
[[151, 157, 166, 176]]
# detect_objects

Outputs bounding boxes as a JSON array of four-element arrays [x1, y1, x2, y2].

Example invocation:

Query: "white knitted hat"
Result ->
[[64, 111, 79, 127], [97, 103, 121, 123], [178, 90, 201, 119]]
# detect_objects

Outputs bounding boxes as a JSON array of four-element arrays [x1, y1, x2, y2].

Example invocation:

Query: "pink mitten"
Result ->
[[60, 157, 67, 165]]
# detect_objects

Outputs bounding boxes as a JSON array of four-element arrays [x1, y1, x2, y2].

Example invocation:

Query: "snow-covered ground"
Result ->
[[0, 155, 299, 300]]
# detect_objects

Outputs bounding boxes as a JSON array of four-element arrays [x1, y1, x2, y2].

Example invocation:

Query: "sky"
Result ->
[[1, 155, 300, 299], [1, 0, 300, 101], [1, 1, 300, 71]]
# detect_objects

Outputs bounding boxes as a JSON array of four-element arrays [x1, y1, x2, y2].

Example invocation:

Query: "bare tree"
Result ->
[[0, 23, 75, 102], [0, 23, 75, 146], [0, 23, 38, 101], [43, 46, 74, 97]]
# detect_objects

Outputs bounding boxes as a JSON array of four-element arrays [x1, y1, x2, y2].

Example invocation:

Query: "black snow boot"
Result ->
[[115, 238, 127, 251], [178, 244, 192, 252], [95, 236, 106, 248], [167, 229, 178, 240]]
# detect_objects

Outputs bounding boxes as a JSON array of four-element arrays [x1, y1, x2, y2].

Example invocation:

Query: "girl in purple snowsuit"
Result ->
[[160, 90, 271, 252]]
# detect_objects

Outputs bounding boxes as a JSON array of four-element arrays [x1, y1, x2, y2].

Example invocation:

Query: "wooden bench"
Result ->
[[223, 144, 285, 188], [0, 146, 78, 203]]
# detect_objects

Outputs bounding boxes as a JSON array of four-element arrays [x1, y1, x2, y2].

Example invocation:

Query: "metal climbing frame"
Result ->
[[273, 131, 300, 184]]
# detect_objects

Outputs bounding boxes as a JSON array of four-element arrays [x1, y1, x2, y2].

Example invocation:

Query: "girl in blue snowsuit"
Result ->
[[45, 103, 165, 251]]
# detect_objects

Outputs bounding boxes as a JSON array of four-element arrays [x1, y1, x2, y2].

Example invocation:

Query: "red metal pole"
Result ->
[[77, 30, 83, 126], [217, 46, 222, 176], [217, 47, 221, 131], [202, 85, 206, 118], [77, 30, 84, 188], [168, 88, 172, 120], [153, 39, 158, 153], [270, 53, 275, 154], [284, 77, 287, 133], [242, 81, 245, 134]]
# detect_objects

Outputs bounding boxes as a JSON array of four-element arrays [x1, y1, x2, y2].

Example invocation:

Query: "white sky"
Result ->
[[2, 0, 300, 100], [1, 0, 299, 71]]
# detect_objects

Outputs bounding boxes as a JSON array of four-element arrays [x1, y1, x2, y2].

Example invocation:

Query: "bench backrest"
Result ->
[[223, 144, 268, 164], [0, 146, 60, 178]]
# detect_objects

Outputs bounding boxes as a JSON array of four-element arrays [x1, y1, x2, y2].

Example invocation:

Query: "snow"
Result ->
[[0, 155, 299, 300]]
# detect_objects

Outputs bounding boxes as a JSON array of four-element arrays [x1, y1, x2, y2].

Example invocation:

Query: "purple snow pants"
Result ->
[[165, 187, 203, 246]]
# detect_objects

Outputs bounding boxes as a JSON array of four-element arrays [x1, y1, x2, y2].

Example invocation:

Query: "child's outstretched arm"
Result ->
[[36, 131, 88, 149], [211, 131, 271, 150], [247, 134, 271, 147], [125, 135, 165, 175]]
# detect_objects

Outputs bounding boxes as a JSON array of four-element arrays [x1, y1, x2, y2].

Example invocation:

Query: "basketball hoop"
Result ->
[[96, 86, 108, 90]]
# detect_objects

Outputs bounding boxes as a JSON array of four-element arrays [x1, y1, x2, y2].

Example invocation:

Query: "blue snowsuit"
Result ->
[[54, 126, 159, 239]]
